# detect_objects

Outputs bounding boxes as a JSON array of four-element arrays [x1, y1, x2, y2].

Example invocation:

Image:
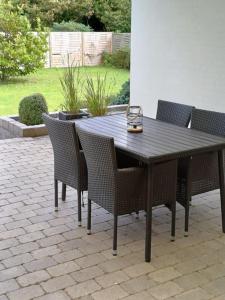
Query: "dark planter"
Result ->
[[58, 111, 89, 121]]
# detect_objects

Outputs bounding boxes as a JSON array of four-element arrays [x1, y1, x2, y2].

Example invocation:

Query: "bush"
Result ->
[[102, 48, 130, 69], [51, 21, 93, 32], [0, 2, 48, 81], [19, 93, 48, 125], [111, 80, 130, 105]]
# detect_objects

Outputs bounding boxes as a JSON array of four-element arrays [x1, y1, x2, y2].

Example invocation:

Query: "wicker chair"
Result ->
[[77, 126, 178, 255], [177, 108, 225, 235], [43, 114, 88, 226], [156, 100, 194, 127]]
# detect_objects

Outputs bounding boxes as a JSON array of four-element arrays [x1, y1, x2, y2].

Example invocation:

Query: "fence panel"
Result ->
[[83, 32, 112, 66], [49, 32, 82, 67], [43, 32, 130, 68], [112, 33, 131, 52]]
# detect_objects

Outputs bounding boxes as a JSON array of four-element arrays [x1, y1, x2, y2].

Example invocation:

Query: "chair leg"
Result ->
[[113, 214, 118, 256], [171, 200, 176, 241], [77, 190, 82, 227], [62, 183, 66, 201], [87, 198, 91, 235], [81, 191, 85, 207], [54, 179, 58, 211], [135, 211, 139, 219]]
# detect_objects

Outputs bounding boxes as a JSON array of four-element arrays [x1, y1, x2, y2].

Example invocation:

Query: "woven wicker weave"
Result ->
[[43, 114, 87, 225], [77, 125, 178, 254], [177, 108, 225, 234], [156, 100, 194, 127]]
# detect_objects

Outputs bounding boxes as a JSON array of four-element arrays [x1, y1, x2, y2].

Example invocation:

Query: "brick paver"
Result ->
[[0, 136, 225, 299]]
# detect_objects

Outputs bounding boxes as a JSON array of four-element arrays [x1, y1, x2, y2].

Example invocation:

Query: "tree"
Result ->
[[93, 0, 131, 32], [9, 0, 131, 32], [0, 2, 48, 80]]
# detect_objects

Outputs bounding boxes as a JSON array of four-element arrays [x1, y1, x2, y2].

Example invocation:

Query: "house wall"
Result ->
[[131, 0, 225, 117]]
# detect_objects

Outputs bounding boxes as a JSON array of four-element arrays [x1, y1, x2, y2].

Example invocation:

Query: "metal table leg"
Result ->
[[145, 164, 153, 262], [218, 150, 225, 233]]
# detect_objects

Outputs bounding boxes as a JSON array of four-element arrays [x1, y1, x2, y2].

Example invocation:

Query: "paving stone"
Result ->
[[7, 284, 44, 300], [10, 242, 39, 255], [0, 266, 26, 282], [66, 280, 101, 298], [76, 253, 107, 268], [24, 257, 57, 272], [32, 245, 61, 259], [71, 266, 104, 283], [0, 279, 19, 295], [34, 291, 71, 300], [122, 291, 156, 300], [92, 285, 128, 300], [0, 249, 12, 261], [41, 275, 75, 293], [38, 235, 66, 248], [203, 277, 225, 297], [96, 270, 129, 288], [174, 287, 211, 300], [0, 239, 18, 251], [124, 262, 155, 278], [148, 281, 183, 300], [18, 231, 45, 243], [148, 266, 181, 283], [173, 272, 209, 290], [47, 261, 80, 277], [25, 222, 50, 233], [0, 136, 225, 300], [2, 253, 33, 268], [17, 270, 50, 287], [53, 249, 83, 263]]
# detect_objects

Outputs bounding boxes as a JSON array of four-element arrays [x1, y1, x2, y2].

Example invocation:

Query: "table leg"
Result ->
[[145, 164, 153, 262], [218, 150, 225, 233], [184, 157, 192, 237]]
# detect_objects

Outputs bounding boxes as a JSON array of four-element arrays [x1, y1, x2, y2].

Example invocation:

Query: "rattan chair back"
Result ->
[[43, 114, 82, 189], [191, 108, 225, 137], [77, 126, 117, 211], [156, 100, 194, 127]]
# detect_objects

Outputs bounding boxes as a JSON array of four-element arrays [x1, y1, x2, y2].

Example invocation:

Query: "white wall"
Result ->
[[131, 0, 225, 117]]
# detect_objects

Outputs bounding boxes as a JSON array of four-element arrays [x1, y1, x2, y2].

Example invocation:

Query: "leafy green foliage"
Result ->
[[52, 21, 93, 32], [59, 58, 83, 113], [103, 48, 130, 69], [94, 0, 131, 32], [0, 2, 48, 81], [19, 93, 48, 125], [84, 73, 113, 116], [9, 0, 131, 32], [111, 79, 130, 105]]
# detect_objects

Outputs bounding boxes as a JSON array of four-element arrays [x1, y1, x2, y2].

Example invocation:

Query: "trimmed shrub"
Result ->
[[19, 93, 48, 125], [111, 80, 130, 105], [51, 21, 93, 32], [102, 48, 130, 69]]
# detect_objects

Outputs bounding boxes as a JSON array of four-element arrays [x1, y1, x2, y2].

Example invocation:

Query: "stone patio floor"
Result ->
[[0, 136, 225, 300]]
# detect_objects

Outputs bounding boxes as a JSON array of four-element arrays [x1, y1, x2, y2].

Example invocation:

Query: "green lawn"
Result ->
[[0, 67, 129, 116]]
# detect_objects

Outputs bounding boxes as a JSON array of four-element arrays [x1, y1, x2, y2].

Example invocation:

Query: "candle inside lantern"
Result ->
[[127, 106, 143, 133]]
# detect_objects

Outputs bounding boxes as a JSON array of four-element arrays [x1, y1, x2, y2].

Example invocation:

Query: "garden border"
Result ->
[[0, 105, 128, 138]]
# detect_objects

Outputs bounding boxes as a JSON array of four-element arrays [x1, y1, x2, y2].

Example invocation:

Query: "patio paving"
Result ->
[[0, 136, 225, 300]]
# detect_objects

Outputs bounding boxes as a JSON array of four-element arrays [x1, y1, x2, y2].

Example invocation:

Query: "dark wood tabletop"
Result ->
[[76, 114, 225, 164]]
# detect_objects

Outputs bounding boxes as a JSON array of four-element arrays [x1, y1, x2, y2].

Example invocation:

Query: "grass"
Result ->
[[0, 66, 129, 116]]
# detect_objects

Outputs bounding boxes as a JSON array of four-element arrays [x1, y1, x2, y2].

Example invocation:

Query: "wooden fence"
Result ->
[[45, 32, 131, 68]]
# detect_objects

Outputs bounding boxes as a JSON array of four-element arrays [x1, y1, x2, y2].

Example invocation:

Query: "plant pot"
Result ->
[[58, 111, 89, 121]]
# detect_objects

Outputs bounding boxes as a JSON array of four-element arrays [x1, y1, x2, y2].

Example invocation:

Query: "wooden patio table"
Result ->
[[76, 114, 225, 262]]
